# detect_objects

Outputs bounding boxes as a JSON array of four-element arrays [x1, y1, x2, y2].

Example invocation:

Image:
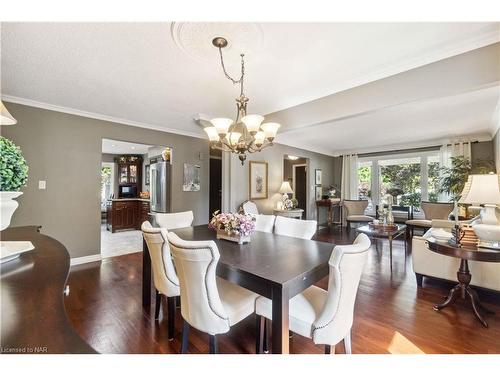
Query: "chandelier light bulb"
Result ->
[[241, 114, 264, 134], [226, 132, 242, 147], [261, 122, 281, 140], [254, 131, 266, 146], [210, 118, 233, 135], [203, 126, 220, 142]]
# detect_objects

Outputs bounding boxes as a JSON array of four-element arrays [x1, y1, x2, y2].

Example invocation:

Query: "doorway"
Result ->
[[100, 138, 171, 259], [209, 148, 222, 218], [293, 164, 307, 218], [283, 155, 308, 218]]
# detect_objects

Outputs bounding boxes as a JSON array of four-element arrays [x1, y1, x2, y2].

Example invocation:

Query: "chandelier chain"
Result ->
[[217, 47, 245, 96]]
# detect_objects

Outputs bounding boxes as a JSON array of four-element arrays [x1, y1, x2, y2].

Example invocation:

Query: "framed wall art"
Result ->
[[183, 163, 201, 192], [315, 185, 323, 201], [315, 169, 322, 185], [249, 161, 268, 199]]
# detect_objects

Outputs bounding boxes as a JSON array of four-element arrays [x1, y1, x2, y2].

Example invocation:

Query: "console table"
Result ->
[[273, 208, 304, 219], [315, 199, 341, 228], [427, 238, 500, 327]]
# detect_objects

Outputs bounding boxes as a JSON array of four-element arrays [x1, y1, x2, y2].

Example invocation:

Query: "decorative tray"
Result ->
[[368, 223, 398, 231]]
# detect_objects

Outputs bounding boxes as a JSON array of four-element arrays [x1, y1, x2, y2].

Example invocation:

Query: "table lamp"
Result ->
[[459, 174, 500, 249], [277, 181, 293, 210]]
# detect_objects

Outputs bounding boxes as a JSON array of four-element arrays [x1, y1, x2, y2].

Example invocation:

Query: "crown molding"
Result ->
[[1, 95, 206, 140]]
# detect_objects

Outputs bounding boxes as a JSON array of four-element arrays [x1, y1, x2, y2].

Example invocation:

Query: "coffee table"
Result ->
[[356, 224, 407, 270], [427, 238, 500, 327]]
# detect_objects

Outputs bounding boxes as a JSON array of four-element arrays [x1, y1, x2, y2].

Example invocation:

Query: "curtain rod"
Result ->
[[356, 140, 480, 158]]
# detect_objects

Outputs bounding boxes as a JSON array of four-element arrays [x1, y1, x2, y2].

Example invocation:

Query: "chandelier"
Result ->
[[203, 37, 281, 165]]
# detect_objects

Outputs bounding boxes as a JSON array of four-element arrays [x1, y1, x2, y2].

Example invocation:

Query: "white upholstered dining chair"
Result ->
[[255, 214, 276, 233], [154, 210, 194, 230], [242, 200, 259, 215], [166, 232, 258, 354], [255, 233, 371, 354], [274, 215, 317, 240], [141, 221, 180, 340]]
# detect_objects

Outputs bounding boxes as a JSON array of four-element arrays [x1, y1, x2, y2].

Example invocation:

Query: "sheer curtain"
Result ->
[[438, 141, 471, 201], [341, 154, 359, 200]]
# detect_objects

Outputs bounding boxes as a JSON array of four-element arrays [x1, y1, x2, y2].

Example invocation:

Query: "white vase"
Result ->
[[0, 191, 23, 231]]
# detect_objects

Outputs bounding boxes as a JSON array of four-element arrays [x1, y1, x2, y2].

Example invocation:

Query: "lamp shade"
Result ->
[[459, 174, 500, 205], [279, 181, 293, 194], [241, 114, 264, 133], [210, 118, 233, 135], [254, 131, 266, 146], [1, 101, 17, 125], [203, 126, 220, 142], [261, 122, 281, 139]]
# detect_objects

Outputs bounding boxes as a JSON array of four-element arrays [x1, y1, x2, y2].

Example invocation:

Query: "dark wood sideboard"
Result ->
[[106, 199, 150, 232], [0, 226, 96, 354]]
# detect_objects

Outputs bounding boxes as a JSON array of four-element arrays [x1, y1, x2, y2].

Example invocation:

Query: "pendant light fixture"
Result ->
[[203, 37, 281, 165]]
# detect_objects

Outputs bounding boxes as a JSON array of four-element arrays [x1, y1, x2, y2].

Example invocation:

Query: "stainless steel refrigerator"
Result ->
[[150, 161, 171, 213]]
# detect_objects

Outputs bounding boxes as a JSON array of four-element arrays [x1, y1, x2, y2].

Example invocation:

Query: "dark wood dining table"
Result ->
[[142, 225, 334, 354]]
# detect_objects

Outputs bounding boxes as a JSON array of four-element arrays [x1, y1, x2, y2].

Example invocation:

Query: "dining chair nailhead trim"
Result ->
[[142, 232, 180, 288], [172, 239, 229, 322]]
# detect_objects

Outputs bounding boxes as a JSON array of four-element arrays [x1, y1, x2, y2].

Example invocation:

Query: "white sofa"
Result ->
[[412, 230, 500, 292]]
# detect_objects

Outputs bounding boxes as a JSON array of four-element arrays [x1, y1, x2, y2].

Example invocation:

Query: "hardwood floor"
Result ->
[[65, 227, 500, 354]]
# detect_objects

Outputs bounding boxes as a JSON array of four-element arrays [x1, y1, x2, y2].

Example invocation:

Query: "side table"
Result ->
[[427, 238, 500, 327], [273, 209, 304, 220]]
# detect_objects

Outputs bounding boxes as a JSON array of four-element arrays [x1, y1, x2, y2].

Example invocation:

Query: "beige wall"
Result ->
[[227, 144, 338, 222], [1, 103, 210, 258]]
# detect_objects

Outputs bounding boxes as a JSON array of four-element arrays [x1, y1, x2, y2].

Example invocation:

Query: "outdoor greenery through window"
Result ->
[[357, 152, 439, 214]]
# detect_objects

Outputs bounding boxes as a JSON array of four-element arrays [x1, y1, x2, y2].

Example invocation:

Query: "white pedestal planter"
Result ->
[[0, 191, 22, 231]]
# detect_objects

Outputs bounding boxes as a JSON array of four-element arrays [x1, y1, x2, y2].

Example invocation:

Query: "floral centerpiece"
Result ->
[[209, 211, 256, 244]]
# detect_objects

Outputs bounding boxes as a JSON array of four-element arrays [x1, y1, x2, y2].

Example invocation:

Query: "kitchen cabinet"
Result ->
[[115, 155, 142, 198], [106, 199, 150, 232]]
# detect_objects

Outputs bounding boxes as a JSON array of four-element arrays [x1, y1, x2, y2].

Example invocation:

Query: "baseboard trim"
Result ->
[[70, 254, 102, 266]]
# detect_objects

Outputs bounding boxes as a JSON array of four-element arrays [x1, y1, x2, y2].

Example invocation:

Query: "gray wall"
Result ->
[[471, 140, 495, 171], [1, 102, 210, 258], [227, 143, 338, 223]]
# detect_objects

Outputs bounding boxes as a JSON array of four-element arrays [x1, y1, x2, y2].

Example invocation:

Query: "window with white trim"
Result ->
[[357, 150, 440, 216]]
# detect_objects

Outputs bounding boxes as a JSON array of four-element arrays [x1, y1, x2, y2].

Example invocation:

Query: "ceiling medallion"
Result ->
[[203, 36, 280, 165]]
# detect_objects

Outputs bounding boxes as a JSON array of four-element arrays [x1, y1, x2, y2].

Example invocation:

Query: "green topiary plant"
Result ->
[[0, 136, 28, 191]]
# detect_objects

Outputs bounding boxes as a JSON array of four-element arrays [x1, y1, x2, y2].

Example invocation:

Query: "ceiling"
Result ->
[[2, 22, 500, 155], [101, 139, 152, 154], [279, 85, 499, 155]]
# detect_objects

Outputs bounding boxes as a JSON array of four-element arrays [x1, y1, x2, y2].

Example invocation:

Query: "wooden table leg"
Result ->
[[433, 259, 490, 327], [389, 235, 393, 271], [142, 237, 152, 309], [271, 286, 289, 354]]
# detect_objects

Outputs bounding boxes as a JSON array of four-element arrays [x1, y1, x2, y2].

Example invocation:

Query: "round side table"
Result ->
[[426, 238, 500, 327]]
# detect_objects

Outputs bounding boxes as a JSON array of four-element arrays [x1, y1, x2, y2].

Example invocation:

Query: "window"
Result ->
[[357, 151, 439, 214], [379, 157, 421, 208], [427, 155, 439, 203], [357, 161, 373, 210]]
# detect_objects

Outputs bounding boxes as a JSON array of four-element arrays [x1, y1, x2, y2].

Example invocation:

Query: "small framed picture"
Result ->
[[315, 186, 323, 201], [315, 169, 322, 185], [183, 163, 201, 192], [249, 161, 268, 199], [145, 164, 150, 185]]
